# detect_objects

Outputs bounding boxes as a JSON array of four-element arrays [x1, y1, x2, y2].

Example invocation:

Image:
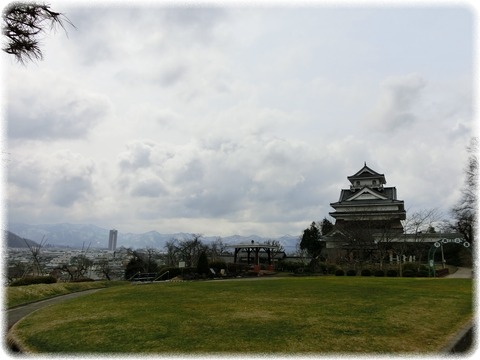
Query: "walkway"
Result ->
[[6, 288, 103, 330], [445, 267, 473, 279]]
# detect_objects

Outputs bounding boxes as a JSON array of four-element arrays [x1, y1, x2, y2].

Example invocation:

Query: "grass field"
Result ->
[[10, 277, 473, 355]]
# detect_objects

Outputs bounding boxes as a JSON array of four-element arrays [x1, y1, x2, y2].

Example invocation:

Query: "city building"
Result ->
[[108, 229, 118, 251]]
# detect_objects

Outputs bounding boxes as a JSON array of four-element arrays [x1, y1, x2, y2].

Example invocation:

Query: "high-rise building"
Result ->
[[108, 229, 118, 251]]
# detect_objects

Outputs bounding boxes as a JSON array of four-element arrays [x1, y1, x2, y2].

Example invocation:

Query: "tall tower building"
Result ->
[[108, 229, 118, 251]]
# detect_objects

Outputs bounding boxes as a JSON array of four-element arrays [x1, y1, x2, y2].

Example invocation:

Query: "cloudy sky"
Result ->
[[2, 0, 476, 237]]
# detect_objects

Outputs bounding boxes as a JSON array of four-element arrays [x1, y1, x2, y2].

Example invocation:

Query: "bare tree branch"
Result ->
[[2, 2, 75, 63]]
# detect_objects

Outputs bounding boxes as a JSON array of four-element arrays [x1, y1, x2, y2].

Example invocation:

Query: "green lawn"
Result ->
[[10, 277, 473, 355]]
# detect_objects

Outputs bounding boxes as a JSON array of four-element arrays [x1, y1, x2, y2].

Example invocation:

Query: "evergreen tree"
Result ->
[[320, 217, 334, 235], [300, 222, 324, 258], [197, 251, 210, 276]]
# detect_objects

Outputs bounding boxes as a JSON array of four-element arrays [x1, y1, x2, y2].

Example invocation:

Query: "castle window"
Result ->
[[372, 180, 377, 185], [356, 181, 360, 186]]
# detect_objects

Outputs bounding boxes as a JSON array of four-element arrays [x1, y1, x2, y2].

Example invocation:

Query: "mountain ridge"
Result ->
[[7, 223, 300, 254]]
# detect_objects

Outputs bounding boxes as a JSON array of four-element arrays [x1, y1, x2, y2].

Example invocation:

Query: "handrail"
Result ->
[[127, 271, 141, 281], [154, 271, 169, 281]]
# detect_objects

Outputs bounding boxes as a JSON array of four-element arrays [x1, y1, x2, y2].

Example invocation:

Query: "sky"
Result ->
[[1, 0, 477, 238]]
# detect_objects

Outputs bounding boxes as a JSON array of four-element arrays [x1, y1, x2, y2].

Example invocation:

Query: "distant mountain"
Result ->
[[6, 223, 300, 254], [8, 223, 109, 249], [4, 230, 40, 248]]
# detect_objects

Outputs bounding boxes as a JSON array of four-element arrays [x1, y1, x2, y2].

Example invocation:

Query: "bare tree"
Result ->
[[164, 239, 181, 267], [264, 239, 285, 261], [451, 137, 478, 244], [176, 234, 207, 268], [294, 236, 309, 264], [2, 2, 74, 63], [394, 208, 442, 275], [332, 218, 378, 266], [374, 220, 404, 270], [24, 235, 47, 276], [208, 237, 228, 262], [95, 258, 113, 281], [60, 242, 93, 280], [163, 234, 208, 268]]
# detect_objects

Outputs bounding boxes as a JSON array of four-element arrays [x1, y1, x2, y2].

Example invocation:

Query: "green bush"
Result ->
[[335, 269, 344, 276], [226, 263, 249, 275], [197, 251, 210, 276], [346, 269, 356, 276], [327, 264, 339, 274], [10, 276, 57, 286], [70, 278, 95, 282], [402, 270, 416, 277], [386, 269, 397, 277], [279, 261, 307, 273], [361, 269, 372, 277], [417, 270, 429, 277], [374, 270, 385, 277]]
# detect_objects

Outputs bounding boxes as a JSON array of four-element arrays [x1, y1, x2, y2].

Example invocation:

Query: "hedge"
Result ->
[[374, 270, 385, 277], [386, 269, 398, 277], [361, 269, 372, 277], [10, 276, 57, 286]]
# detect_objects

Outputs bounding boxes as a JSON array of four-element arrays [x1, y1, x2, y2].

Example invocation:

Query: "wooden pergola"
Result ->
[[228, 240, 280, 266]]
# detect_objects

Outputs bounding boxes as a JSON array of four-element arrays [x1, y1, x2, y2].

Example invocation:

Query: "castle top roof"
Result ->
[[347, 162, 386, 185]]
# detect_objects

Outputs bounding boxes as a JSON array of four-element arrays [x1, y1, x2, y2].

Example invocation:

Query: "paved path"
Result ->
[[6, 288, 103, 330], [445, 267, 473, 279]]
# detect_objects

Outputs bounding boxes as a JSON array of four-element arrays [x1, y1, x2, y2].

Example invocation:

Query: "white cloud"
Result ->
[[4, 4, 475, 237]]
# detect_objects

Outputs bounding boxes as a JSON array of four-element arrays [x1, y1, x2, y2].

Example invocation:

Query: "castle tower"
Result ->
[[329, 163, 406, 234]]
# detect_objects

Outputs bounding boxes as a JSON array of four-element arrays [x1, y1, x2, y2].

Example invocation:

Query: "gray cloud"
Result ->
[[118, 141, 155, 170], [50, 176, 93, 207], [7, 71, 111, 140], [130, 178, 167, 198], [368, 73, 426, 132]]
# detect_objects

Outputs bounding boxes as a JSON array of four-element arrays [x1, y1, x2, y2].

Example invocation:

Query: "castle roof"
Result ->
[[347, 162, 386, 185]]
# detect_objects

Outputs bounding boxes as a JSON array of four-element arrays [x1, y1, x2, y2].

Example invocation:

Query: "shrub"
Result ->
[[278, 260, 306, 273], [226, 263, 249, 275], [327, 264, 339, 274], [70, 278, 95, 282], [10, 276, 57, 286], [417, 270, 429, 277], [197, 251, 210, 276], [402, 270, 416, 277], [436, 268, 450, 277], [361, 269, 372, 277], [374, 270, 385, 277], [346, 269, 356, 276], [386, 269, 397, 277], [294, 267, 306, 274], [402, 263, 417, 272], [335, 269, 344, 276]]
